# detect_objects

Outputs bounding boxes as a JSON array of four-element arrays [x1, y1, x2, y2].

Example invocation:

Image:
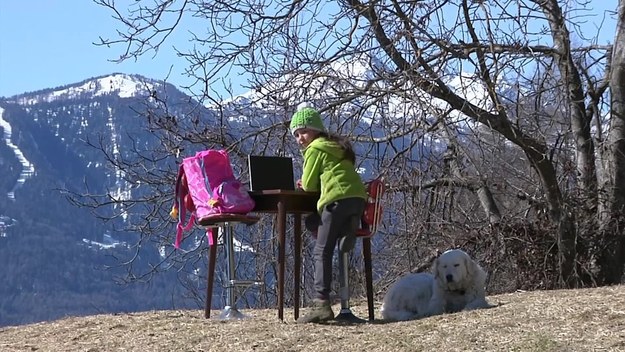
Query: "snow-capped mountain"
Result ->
[[2, 73, 193, 203], [6, 73, 163, 105], [0, 74, 211, 327]]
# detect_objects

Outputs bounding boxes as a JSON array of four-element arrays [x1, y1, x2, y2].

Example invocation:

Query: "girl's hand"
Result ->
[[296, 179, 303, 189]]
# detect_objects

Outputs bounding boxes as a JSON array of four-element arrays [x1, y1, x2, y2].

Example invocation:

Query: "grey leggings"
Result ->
[[310, 197, 365, 300]]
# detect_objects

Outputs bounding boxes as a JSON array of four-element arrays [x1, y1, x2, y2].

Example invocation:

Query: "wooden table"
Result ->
[[249, 190, 318, 321]]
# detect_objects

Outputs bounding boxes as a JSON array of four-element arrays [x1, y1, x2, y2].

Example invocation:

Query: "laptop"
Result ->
[[247, 155, 296, 191]]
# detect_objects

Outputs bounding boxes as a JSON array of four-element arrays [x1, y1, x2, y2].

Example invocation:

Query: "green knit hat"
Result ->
[[290, 102, 326, 136]]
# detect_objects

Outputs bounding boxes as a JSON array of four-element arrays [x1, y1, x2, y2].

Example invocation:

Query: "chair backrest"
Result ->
[[357, 177, 386, 238]]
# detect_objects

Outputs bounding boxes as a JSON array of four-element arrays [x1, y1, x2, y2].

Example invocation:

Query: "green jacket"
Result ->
[[300, 137, 367, 213]]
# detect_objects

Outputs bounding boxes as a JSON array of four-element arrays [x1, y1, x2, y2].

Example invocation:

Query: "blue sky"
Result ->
[[0, 1, 205, 98], [0, 1, 619, 98]]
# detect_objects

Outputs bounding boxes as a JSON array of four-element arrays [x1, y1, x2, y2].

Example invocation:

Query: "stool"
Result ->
[[199, 214, 260, 319], [336, 232, 375, 322], [335, 178, 385, 322]]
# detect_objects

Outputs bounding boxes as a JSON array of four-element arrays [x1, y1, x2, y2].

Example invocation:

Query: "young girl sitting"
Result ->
[[290, 102, 367, 323]]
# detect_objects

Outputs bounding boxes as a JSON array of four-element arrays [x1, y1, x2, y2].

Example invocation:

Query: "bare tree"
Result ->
[[89, 0, 623, 292], [599, 0, 625, 284]]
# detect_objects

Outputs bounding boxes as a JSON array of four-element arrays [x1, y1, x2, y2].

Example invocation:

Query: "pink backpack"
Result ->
[[170, 149, 255, 248]]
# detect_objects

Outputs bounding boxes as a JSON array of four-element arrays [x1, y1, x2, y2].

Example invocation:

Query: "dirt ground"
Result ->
[[1, 285, 624, 352]]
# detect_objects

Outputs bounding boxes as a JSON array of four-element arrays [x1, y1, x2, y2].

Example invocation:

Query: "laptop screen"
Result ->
[[247, 155, 295, 191]]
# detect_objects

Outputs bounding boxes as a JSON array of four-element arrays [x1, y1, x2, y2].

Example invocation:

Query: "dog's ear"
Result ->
[[431, 257, 439, 278], [463, 255, 472, 276], [466, 255, 481, 279]]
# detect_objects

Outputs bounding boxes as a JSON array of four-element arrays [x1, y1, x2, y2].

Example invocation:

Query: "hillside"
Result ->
[[1, 285, 624, 351], [0, 74, 207, 326]]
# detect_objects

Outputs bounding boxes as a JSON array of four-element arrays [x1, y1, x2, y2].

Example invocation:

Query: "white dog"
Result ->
[[381, 249, 491, 321]]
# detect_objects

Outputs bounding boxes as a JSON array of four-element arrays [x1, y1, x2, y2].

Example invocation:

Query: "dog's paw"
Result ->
[[464, 298, 493, 311]]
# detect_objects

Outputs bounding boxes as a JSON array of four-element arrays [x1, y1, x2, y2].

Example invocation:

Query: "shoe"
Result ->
[[296, 299, 334, 323], [338, 233, 356, 253]]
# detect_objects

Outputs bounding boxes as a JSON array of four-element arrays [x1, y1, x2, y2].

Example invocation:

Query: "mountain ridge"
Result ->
[[3, 73, 165, 103]]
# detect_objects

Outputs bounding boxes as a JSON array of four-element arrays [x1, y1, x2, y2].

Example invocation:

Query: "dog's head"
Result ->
[[432, 249, 478, 291]]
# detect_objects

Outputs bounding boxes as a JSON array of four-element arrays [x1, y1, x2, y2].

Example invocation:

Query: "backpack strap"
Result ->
[[170, 164, 184, 219], [175, 212, 196, 249], [172, 164, 198, 249]]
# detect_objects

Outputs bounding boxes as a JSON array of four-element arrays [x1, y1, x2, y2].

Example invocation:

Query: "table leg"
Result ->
[[293, 214, 302, 320], [277, 200, 286, 321]]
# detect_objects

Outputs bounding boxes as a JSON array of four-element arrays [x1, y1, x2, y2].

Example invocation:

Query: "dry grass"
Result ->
[[2, 285, 625, 352]]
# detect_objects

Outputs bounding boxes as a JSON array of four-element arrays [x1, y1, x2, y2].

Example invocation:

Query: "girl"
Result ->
[[290, 103, 367, 323]]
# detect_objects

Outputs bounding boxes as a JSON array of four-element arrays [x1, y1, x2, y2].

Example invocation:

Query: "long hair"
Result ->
[[318, 132, 356, 164]]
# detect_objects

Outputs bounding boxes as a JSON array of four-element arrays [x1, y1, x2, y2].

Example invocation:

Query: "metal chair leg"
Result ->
[[335, 249, 366, 323], [219, 224, 247, 320], [338, 251, 350, 310]]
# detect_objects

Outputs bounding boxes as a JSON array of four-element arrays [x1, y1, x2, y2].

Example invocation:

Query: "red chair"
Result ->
[[336, 177, 386, 322]]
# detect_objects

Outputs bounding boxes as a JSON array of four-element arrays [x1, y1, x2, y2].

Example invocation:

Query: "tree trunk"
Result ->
[[598, 0, 625, 284], [534, 0, 592, 287]]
